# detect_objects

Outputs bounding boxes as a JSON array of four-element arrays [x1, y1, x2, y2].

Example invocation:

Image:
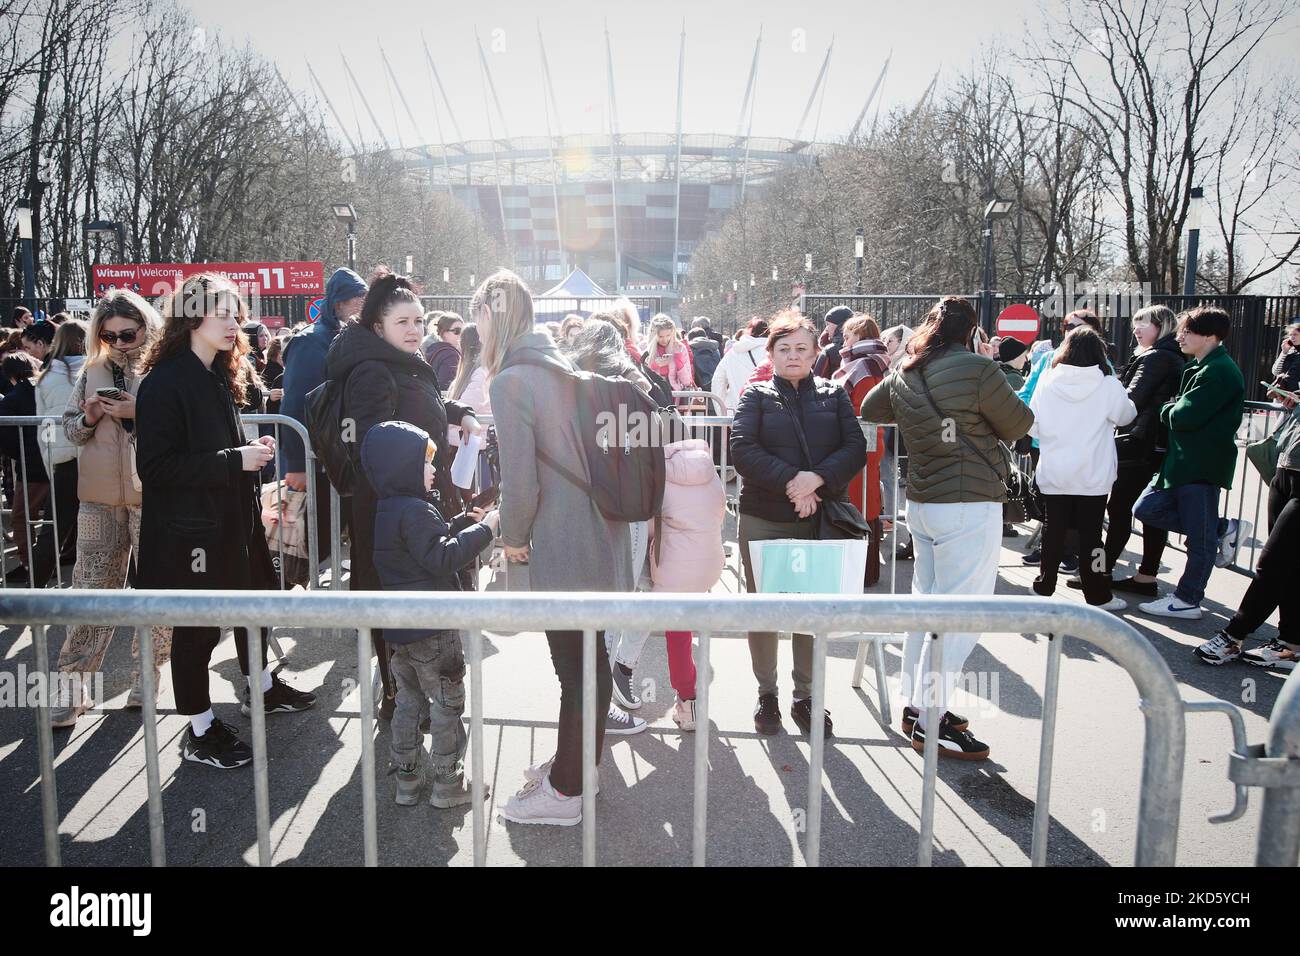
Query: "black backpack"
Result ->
[[304, 375, 356, 495], [504, 351, 670, 523], [635, 352, 677, 408]]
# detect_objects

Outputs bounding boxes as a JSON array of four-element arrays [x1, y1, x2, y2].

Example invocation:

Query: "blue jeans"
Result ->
[[1132, 482, 1224, 606]]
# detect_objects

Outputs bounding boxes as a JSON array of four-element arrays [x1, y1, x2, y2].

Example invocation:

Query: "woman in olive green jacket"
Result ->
[[860, 296, 1033, 761]]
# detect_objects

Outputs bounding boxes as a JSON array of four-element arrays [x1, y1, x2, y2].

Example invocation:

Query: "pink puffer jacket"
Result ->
[[650, 439, 725, 593]]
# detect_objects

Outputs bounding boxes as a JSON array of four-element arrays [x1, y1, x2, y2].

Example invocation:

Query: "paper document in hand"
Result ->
[[451, 433, 482, 488]]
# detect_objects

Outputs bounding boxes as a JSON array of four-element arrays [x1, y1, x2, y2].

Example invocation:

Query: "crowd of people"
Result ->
[[3, 270, 1298, 825]]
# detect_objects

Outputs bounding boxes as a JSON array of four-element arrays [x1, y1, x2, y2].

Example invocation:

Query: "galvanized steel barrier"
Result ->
[[5, 588, 1242, 868]]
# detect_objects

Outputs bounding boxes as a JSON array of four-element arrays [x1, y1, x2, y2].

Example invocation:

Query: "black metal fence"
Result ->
[[800, 292, 1300, 403]]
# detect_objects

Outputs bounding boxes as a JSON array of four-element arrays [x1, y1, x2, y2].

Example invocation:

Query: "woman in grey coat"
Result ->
[[478, 271, 633, 827]]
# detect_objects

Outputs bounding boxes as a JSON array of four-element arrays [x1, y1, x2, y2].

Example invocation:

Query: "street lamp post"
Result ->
[[981, 198, 1013, 333], [854, 228, 865, 294], [1183, 186, 1203, 297], [15, 200, 36, 308], [331, 203, 358, 272]]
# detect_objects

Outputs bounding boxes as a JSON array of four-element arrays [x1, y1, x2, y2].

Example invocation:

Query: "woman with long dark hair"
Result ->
[[136, 274, 316, 768], [860, 296, 1033, 761], [326, 272, 482, 719]]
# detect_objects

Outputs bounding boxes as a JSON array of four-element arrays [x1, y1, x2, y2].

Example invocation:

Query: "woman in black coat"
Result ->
[[324, 272, 482, 714], [1098, 305, 1187, 596], [136, 274, 316, 770], [730, 313, 866, 740]]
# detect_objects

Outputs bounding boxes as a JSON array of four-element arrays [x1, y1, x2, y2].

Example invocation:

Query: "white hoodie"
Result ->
[[1029, 363, 1136, 496], [710, 334, 769, 413]]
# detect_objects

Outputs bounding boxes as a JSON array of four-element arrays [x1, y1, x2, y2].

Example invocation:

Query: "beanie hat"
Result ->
[[824, 305, 853, 327], [998, 338, 1029, 363]]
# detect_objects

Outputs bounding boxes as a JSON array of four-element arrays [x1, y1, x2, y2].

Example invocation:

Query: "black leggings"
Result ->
[[171, 625, 269, 716], [1225, 468, 1300, 644], [1036, 493, 1113, 605], [545, 630, 613, 796], [1105, 459, 1168, 576]]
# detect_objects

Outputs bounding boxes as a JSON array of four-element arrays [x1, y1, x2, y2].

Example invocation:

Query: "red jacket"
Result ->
[[832, 340, 890, 521]]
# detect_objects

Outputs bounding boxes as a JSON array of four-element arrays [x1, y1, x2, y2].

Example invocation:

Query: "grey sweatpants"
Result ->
[[388, 632, 468, 772], [738, 512, 816, 699]]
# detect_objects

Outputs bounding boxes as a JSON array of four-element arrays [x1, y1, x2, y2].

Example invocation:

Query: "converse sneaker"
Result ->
[[241, 674, 318, 716], [182, 719, 253, 769], [671, 696, 697, 732], [911, 715, 990, 761], [393, 762, 423, 806], [522, 756, 599, 794], [610, 662, 641, 710], [1216, 519, 1251, 568], [498, 776, 582, 826], [754, 693, 781, 735], [1194, 631, 1243, 666], [430, 761, 491, 808], [901, 705, 968, 736], [790, 697, 833, 738], [604, 704, 647, 736], [1241, 639, 1297, 670], [1139, 596, 1203, 620]]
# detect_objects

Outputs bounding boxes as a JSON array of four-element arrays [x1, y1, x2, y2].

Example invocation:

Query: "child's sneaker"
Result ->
[[498, 776, 582, 826], [1194, 630, 1242, 665], [1241, 639, 1298, 670], [430, 761, 491, 808], [610, 662, 641, 710], [605, 704, 647, 735], [393, 762, 423, 806], [671, 697, 697, 732]]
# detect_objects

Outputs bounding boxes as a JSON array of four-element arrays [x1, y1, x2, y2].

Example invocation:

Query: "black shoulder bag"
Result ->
[[773, 387, 871, 541]]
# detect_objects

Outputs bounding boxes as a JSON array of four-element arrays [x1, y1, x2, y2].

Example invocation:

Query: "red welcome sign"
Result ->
[[92, 261, 323, 298]]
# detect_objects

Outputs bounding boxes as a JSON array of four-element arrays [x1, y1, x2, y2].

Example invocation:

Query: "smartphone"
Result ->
[[1262, 381, 1300, 403], [95, 387, 124, 400], [470, 485, 499, 509]]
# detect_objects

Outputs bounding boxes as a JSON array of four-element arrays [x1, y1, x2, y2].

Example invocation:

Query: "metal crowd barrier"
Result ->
[[0, 413, 343, 595], [11, 589, 1290, 868]]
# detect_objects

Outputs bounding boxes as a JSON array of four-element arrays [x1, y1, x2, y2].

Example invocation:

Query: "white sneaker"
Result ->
[[671, 697, 697, 732], [1240, 639, 1297, 670], [605, 704, 647, 736], [1095, 597, 1127, 612], [521, 755, 600, 794], [49, 680, 90, 729], [1139, 596, 1203, 620], [1216, 519, 1251, 568], [498, 776, 582, 826]]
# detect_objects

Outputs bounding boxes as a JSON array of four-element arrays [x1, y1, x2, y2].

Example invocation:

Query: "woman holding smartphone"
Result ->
[[136, 274, 316, 769], [49, 291, 171, 728]]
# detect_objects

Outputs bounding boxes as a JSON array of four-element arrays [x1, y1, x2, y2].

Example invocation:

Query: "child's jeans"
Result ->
[[389, 632, 468, 774]]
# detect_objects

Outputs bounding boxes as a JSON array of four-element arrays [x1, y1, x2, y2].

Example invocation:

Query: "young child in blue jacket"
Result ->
[[359, 420, 498, 807]]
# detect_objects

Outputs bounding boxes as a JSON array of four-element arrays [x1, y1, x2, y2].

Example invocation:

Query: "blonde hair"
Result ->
[[611, 297, 642, 346], [1132, 304, 1175, 339], [474, 270, 536, 378], [648, 313, 683, 356], [87, 289, 162, 369]]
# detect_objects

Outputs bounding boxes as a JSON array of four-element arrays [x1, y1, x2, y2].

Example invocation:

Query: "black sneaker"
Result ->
[[1002, 524, 1020, 538], [754, 693, 781, 735], [1022, 548, 1042, 566], [911, 715, 989, 761], [1059, 555, 1080, 575], [790, 697, 833, 738], [1110, 576, 1159, 598], [895, 541, 914, 561], [242, 674, 318, 716], [182, 719, 253, 769], [901, 705, 968, 736]]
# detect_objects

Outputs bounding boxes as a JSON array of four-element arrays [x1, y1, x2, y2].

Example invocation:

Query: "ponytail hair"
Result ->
[[903, 296, 978, 371], [359, 273, 421, 331]]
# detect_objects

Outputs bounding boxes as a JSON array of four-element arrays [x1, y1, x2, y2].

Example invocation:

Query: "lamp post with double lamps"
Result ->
[[332, 203, 358, 272]]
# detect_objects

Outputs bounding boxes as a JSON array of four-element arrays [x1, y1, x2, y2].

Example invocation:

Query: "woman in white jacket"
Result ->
[[1029, 326, 1136, 610], [32, 319, 87, 581], [709, 317, 769, 413]]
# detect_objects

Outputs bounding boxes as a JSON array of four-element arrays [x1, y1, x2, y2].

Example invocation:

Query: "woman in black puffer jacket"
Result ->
[[324, 272, 483, 716], [730, 311, 866, 740], [1101, 305, 1186, 595]]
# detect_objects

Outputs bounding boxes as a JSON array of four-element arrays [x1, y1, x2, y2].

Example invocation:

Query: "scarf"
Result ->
[[836, 339, 890, 391]]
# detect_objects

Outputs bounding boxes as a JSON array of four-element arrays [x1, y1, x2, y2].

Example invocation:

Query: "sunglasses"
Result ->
[[98, 328, 140, 345]]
